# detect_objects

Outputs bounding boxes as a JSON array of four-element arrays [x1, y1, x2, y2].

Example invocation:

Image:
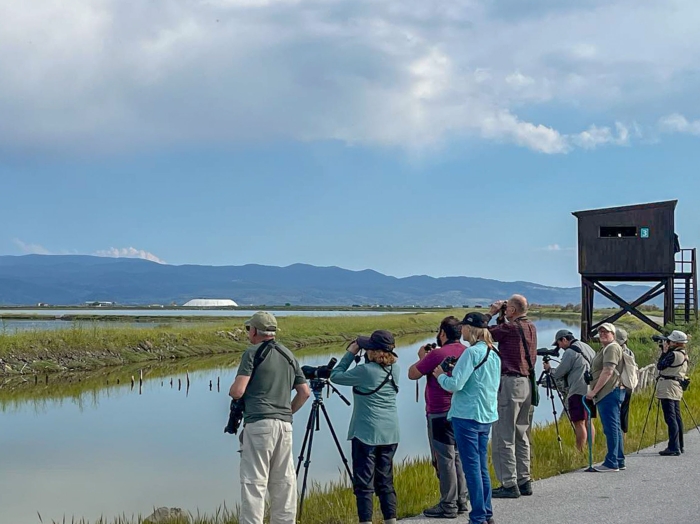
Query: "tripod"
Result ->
[[296, 378, 353, 521], [537, 360, 575, 453], [638, 378, 700, 454]]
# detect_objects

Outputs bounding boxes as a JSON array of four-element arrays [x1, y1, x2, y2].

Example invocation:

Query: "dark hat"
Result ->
[[461, 312, 489, 328], [356, 330, 396, 354], [552, 329, 574, 346]]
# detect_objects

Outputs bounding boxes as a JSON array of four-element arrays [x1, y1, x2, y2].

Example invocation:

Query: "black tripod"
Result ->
[[638, 377, 700, 454], [538, 358, 575, 453], [296, 378, 352, 521]]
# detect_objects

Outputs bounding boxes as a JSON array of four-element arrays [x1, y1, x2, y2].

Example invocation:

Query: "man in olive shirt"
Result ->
[[585, 323, 625, 472], [229, 312, 310, 524]]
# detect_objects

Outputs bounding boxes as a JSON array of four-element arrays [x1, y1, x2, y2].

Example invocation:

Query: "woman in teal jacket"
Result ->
[[330, 330, 400, 524], [434, 312, 500, 524]]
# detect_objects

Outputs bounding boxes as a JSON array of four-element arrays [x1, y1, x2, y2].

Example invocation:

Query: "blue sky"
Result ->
[[1, 0, 699, 288]]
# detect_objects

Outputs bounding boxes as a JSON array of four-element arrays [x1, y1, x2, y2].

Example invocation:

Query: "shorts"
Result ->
[[568, 394, 597, 423]]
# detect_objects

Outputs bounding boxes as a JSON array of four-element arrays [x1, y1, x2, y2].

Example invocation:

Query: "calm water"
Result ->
[[0, 309, 409, 332], [0, 319, 575, 524]]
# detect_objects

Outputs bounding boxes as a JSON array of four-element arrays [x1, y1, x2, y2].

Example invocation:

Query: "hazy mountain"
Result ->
[[0, 254, 655, 307]]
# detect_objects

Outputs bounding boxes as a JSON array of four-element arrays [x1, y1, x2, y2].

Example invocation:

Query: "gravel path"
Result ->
[[403, 430, 700, 524]]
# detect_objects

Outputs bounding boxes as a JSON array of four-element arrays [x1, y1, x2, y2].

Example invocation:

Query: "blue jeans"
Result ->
[[452, 418, 493, 524], [597, 388, 625, 468]]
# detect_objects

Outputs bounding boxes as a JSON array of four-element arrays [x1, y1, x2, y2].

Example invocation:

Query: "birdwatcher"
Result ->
[[228, 311, 310, 524], [615, 327, 636, 437], [408, 316, 469, 519], [543, 329, 597, 452], [585, 322, 625, 472], [656, 330, 690, 456], [330, 330, 400, 524], [484, 294, 537, 498]]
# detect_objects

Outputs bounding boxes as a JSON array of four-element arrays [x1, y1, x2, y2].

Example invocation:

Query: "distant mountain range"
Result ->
[[0, 254, 656, 307]]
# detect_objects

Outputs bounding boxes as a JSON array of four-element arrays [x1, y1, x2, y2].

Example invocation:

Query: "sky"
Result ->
[[1, 0, 699, 288]]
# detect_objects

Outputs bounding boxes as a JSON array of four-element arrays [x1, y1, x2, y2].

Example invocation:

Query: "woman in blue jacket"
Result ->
[[434, 312, 500, 524]]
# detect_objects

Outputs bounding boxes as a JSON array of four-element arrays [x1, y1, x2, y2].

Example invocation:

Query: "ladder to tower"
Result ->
[[673, 248, 698, 323]]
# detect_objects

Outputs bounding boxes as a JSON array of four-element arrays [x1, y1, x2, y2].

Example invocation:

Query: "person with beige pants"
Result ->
[[486, 295, 538, 499], [229, 312, 310, 524]]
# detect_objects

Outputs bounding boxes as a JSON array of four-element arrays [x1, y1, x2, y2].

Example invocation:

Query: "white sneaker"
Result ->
[[594, 464, 619, 472]]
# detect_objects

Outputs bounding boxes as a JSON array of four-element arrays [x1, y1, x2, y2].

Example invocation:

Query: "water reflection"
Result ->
[[0, 318, 576, 524]]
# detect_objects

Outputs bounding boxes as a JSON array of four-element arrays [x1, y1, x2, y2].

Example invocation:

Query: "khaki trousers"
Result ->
[[491, 376, 532, 488], [239, 419, 297, 524]]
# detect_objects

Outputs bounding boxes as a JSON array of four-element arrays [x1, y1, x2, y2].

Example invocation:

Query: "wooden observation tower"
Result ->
[[572, 200, 697, 342]]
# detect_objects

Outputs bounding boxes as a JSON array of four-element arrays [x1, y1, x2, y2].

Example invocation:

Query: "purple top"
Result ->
[[415, 341, 466, 414]]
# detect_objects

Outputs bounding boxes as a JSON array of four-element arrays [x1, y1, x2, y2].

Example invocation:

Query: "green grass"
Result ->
[[0, 312, 455, 375]]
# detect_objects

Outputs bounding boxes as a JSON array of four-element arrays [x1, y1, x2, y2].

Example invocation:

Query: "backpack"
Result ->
[[619, 348, 639, 390]]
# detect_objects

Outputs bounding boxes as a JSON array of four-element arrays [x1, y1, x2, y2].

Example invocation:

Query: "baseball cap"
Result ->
[[615, 327, 629, 345], [244, 311, 278, 332], [661, 330, 688, 344], [356, 330, 396, 354], [552, 329, 574, 346], [461, 312, 489, 328], [597, 322, 616, 335]]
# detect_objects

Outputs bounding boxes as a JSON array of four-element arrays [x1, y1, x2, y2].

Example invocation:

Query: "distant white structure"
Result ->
[[183, 299, 238, 307]]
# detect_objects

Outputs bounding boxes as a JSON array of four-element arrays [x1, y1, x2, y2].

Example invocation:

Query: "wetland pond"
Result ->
[[0, 318, 576, 524]]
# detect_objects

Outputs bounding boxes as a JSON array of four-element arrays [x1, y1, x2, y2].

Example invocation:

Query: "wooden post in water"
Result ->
[[131, 376, 135, 390], [217, 377, 220, 392], [178, 378, 182, 391], [209, 380, 213, 391]]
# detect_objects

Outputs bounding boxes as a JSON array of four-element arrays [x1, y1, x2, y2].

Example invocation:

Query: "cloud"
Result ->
[[659, 113, 700, 136], [543, 244, 575, 252], [1, 0, 699, 155], [94, 247, 166, 264], [13, 239, 51, 255]]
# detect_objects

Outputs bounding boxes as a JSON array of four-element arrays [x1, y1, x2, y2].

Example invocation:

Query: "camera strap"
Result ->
[[353, 365, 399, 396], [247, 340, 296, 388], [474, 345, 499, 371], [569, 343, 591, 366]]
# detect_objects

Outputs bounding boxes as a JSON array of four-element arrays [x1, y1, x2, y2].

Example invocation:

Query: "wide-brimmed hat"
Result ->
[[461, 312, 489, 328], [357, 330, 396, 355]]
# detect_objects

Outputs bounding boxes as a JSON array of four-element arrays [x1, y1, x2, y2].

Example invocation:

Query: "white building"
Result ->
[[183, 298, 238, 307]]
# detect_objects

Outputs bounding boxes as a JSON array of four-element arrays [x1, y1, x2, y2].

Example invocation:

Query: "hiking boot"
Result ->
[[422, 504, 457, 519], [457, 501, 469, 514], [619, 464, 627, 470], [594, 464, 619, 472], [659, 448, 681, 456], [517, 480, 533, 496], [491, 485, 520, 498]]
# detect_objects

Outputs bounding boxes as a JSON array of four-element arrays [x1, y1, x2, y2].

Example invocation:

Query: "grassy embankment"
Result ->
[[0, 305, 586, 376], [32, 316, 699, 524]]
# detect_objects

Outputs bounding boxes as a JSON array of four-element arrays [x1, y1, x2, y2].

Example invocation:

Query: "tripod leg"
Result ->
[[654, 399, 661, 447], [681, 396, 700, 435], [298, 403, 319, 522], [637, 382, 659, 453], [319, 402, 354, 479], [296, 401, 317, 476], [547, 386, 563, 453]]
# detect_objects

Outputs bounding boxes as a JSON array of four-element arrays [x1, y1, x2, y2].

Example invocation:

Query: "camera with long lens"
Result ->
[[652, 334, 666, 349], [536, 347, 560, 360], [301, 357, 338, 381], [224, 398, 245, 435], [440, 356, 459, 374]]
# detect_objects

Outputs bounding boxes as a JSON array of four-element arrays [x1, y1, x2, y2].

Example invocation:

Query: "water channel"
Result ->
[[0, 318, 577, 524]]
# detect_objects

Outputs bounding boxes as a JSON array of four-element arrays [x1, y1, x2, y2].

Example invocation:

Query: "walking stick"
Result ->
[[582, 395, 596, 472]]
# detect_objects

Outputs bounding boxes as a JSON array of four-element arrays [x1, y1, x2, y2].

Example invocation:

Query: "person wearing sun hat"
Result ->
[[330, 330, 400, 524], [586, 322, 626, 472], [656, 330, 690, 456]]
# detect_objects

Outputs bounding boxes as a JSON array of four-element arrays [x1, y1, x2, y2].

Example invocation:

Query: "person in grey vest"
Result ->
[[331, 330, 400, 524], [543, 329, 596, 451], [229, 312, 310, 524], [656, 330, 690, 456]]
